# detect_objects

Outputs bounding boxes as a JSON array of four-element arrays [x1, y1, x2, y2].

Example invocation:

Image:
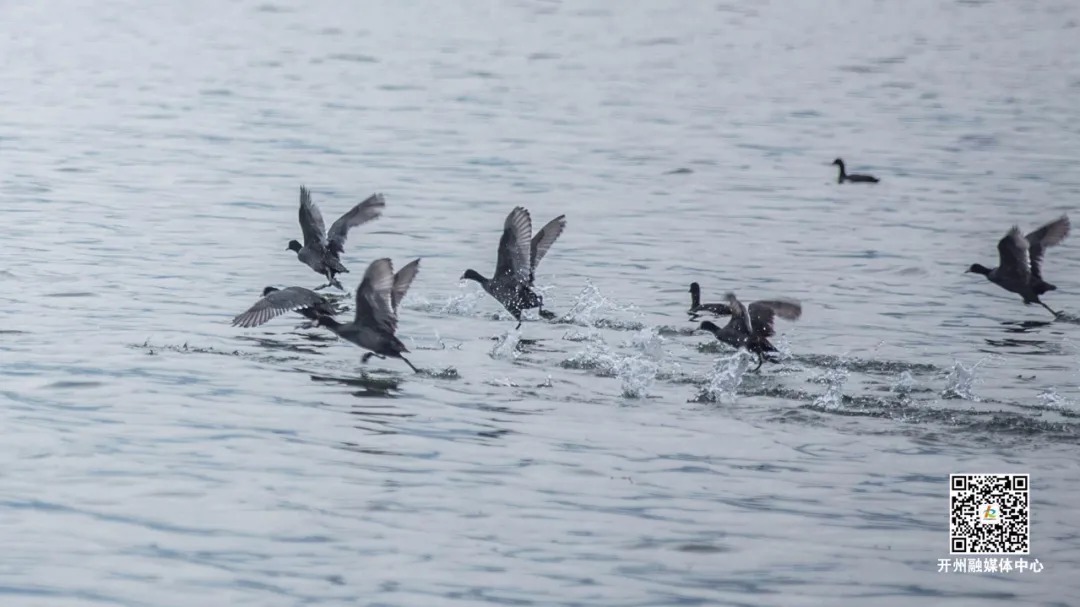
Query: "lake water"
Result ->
[[2, 0, 1078, 605]]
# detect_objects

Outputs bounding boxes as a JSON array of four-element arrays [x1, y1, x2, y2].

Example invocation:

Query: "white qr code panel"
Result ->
[[950, 474, 1029, 555]]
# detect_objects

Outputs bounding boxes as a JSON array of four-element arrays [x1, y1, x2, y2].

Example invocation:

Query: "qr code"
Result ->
[[950, 474, 1029, 554]]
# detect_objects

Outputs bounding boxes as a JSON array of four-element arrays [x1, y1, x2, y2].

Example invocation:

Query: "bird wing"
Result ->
[[1026, 215, 1069, 281], [530, 215, 566, 276], [232, 287, 325, 328], [298, 186, 328, 249], [746, 302, 777, 337], [996, 226, 1031, 283], [327, 193, 386, 255], [355, 258, 398, 333], [724, 292, 754, 335], [752, 299, 802, 321], [391, 258, 421, 312], [494, 206, 532, 281]]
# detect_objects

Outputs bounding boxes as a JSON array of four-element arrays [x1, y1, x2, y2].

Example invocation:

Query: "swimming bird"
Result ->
[[461, 206, 566, 329], [232, 286, 338, 328], [688, 282, 733, 318], [286, 186, 385, 291], [966, 215, 1070, 317], [832, 158, 879, 184], [315, 258, 421, 373], [697, 292, 802, 371]]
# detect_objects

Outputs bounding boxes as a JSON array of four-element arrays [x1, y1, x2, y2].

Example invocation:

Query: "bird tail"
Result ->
[[391, 335, 410, 354]]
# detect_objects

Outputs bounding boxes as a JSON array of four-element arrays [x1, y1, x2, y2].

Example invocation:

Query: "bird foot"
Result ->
[[538, 309, 556, 320]]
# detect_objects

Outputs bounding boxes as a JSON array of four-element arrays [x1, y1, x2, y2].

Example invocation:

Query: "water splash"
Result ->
[[625, 326, 665, 359], [1036, 388, 1078, 413], [489, 329, 522, 361], [559, 281, 643, 330], [614, 355, 659, 398], [891, 370, 917, 402], [560, 341, 619, 376], [812, 367, 850, 410], [410, 287, 487, 317], [693, 350, 754, 403], [560, 331, 661, 397], [942, 359, 986, 401]]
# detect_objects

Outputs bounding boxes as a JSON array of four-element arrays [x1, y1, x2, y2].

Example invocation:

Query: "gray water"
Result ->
[[2, 0, 1079, 605]]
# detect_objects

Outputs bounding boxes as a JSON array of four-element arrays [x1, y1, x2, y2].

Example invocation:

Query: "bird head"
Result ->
[[286, 240, 302, 252]]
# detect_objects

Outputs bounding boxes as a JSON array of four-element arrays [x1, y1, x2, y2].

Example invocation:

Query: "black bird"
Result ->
[[688, 282, 733, 318], [232, 286, 338, 328], [967, 215, 1070, 317], [462, 206, 566, 329], [832, 158, 879, 184], [286, 186, 385, 290], [315, 258, 421, 373], [697, 292, 802, 371]]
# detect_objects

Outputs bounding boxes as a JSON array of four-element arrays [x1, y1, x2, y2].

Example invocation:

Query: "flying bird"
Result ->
[[315, 258, 421, 373], [967, 215, 1070, 317], [286, 186, 385, 290], [698, 292, 802, 371], [462, 206, 566, 329]]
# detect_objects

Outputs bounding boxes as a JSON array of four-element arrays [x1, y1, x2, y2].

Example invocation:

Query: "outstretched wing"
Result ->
[[327, 193, 386, 255], [298, 186, 328, 248], [391, 258, 421, 312], [1026, 215, 1069, 281], [232, 287, 325, 328], [530, 215, 566, 276], [355, 258, 398, 333], [752, 299, 802, 321], [494, 206, 532, 281], [996, 226, 1031, 284]]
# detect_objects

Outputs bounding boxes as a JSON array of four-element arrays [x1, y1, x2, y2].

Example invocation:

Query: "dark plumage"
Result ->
[[832, 158, 879, 184], [688, 282, 733, 318], [462, 206, 566, 329], [967, 215, 1070, 317], [232, 286, 337, 328], [316, 258, 421, 373], [287, 186, 385, 290], [697, 292, 802, 371]]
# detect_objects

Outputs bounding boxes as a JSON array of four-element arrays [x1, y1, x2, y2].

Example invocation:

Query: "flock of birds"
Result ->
[[230, 159, 1073, 374]]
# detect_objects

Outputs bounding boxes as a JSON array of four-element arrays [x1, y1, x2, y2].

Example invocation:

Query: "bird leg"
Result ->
[[400, 355, 420, 374], [1038, 301, 1060, 318], [361, 352, 385, 364], [753, 352, 765, 372]]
